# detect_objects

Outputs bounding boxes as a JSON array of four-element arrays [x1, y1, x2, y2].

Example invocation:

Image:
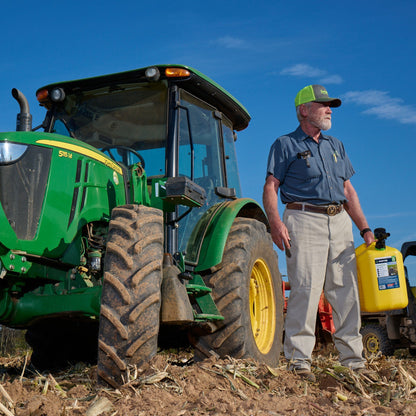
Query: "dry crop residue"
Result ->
[[0, 349, 416, 415]]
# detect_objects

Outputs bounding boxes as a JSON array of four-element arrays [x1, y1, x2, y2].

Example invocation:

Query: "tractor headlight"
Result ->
[[0, 142, 28, 164]]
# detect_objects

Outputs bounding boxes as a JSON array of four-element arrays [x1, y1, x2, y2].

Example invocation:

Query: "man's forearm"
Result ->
[[343, 180, 375, 245], [263, 177, 282, 227], [263, 176, 291, 250], [263, 190, 280, 226], [343, 183, 369, 231]]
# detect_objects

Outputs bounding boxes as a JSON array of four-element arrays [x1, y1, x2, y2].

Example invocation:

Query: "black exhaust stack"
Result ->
[[12, 88, 32, 132]]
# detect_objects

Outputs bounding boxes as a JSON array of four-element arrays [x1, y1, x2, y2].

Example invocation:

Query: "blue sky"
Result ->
[[1, 1, 415, 280]]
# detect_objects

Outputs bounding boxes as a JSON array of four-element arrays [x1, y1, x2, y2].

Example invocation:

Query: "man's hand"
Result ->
[[363, 231, 375, 246], [270, 220, 291, 251]]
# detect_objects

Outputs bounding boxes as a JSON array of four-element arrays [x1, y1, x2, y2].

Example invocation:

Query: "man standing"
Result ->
[[263, 85, 375, 382]]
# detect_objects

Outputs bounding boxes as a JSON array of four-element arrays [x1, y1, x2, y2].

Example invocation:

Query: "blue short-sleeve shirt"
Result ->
[[266, 126, 355, 205]]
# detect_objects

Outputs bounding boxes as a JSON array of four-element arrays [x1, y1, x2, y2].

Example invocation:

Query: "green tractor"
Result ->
[[0, 65, 283, 387]]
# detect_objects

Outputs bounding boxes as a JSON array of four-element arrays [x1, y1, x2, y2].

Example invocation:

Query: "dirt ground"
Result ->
[[1, 345, 416, 416]]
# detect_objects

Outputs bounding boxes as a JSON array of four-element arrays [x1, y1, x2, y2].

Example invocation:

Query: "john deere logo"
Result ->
[[320, 89, 328, 96]]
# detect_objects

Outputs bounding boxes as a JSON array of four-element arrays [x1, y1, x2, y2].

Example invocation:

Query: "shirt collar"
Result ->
[[294, 125, 329, 142]]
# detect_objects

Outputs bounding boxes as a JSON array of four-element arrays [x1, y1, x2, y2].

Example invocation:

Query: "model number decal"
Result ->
[[58, 150, 73, 159], [36, 139, 123, 175]]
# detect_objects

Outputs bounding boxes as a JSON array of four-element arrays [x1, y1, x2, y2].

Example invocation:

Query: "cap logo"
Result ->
[[320, 89, 328, 96]]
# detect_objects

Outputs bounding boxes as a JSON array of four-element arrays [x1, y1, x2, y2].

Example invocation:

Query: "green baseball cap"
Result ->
[[295, 84, 341, 108]]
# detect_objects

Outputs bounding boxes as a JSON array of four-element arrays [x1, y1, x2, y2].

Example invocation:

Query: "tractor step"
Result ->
[[186, 274, 223, 321], [194, 313, 224, 321], [186, 284, 212, 295]]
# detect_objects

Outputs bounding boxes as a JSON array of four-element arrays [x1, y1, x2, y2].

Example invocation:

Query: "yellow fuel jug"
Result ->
[[355, 229, 408, 312]]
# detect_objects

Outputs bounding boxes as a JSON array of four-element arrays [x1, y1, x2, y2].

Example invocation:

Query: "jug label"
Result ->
[[375, 256, 400, 290]]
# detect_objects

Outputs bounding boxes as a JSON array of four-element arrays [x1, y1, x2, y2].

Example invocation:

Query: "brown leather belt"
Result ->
[[286, 202, 343, 216]]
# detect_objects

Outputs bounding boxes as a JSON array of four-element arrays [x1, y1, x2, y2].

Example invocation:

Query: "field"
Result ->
[[1, 344, 416, 416]]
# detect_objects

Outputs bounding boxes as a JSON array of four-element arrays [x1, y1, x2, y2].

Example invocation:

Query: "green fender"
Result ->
[[186, 198, 269, 272]]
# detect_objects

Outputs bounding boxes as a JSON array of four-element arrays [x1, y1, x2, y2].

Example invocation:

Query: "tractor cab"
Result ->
[[36, 65, 248, 258]]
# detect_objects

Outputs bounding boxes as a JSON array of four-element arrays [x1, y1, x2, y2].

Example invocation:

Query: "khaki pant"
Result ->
[[283, 208, 365, 370]]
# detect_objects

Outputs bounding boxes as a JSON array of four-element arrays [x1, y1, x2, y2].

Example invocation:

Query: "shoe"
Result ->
[[293, 368, 316, 382]]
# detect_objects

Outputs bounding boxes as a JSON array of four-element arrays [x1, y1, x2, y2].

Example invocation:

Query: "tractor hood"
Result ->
[[0, 131, 125, 258]]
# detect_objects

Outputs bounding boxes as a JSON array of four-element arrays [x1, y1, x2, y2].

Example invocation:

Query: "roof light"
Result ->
[[165, 67, 191, 78], [145, 67, 160, 82], [36, 89, 49, 103], [50, 88, 66, 102]]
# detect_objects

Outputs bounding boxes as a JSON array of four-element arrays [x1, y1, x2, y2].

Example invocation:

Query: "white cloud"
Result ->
[[280, 63, 343, 84], [215, 36, 248, 49], [280, 64, 325, 78], [367, 211, 416, 219], [319, 74, 343, 85], [343, 90, 416, 125]]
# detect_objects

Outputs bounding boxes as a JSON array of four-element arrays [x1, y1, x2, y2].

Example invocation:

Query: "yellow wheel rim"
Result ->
[[249, 258, 276, 354], [364, 334, 380, 354]]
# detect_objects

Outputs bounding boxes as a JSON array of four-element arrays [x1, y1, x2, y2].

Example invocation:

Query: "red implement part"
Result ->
[[317, 292, 335, 334], [282, 281, 290, 311]]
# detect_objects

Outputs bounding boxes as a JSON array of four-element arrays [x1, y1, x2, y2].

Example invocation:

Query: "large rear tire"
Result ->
[[97, 204, 163, 387], [192, 217, 283, 366]]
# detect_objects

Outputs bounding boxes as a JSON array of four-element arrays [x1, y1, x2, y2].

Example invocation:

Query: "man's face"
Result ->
[[306, 102, 332, 131]]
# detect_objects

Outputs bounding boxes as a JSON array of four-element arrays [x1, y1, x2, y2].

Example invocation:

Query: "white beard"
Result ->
[[310, 117, 331, 131]]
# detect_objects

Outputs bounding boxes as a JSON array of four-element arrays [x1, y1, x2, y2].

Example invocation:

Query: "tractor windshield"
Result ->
[[50, 82, 168, 177]]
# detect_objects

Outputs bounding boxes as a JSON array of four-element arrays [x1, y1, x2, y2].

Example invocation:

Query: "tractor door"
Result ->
[[175, 89, 240, 253]]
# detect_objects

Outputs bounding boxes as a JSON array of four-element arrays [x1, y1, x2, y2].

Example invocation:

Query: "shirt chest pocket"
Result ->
[[289, 157, 322, 181], [335, 157, 349, 181]]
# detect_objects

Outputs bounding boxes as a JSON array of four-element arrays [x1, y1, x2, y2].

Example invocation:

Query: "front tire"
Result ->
[[360, 323, 394, 356], [97, 204, 163, 387], [192, 217, 283, 366]]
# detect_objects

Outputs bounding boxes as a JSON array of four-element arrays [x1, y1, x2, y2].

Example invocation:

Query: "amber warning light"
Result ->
[[36, 89, 49, 103], [165, 68, 191, 78]]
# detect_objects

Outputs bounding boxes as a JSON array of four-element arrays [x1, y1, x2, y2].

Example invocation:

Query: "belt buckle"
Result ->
[[326, 205, 337, 216]]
